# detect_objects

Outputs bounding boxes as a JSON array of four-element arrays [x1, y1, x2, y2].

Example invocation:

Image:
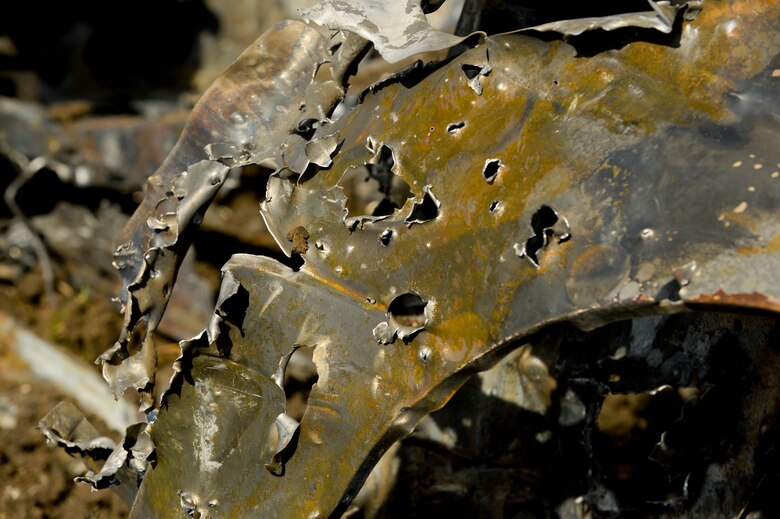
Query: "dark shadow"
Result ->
[[0, 0, 218, 103], [368, 311, 778, 517]]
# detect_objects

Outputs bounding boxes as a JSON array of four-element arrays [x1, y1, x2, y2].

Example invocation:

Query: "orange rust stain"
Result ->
[[718, 209, 755, 231], [685, 290, 780, 315], [432, 312, 489, 364], [737, 234, 780, 255], [301, 268, 381, 309]]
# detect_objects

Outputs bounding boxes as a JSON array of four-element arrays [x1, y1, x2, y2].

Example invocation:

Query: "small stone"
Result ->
[[285, 226, 310, 254]]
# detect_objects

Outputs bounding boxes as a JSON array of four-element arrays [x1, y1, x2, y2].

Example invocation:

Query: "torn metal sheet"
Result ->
[[106, 21, 368, 409], [300, 0, 484, 63], [112, 19, 330, 298], [75, 422, 153, 493], [521, 0, 697, 36], [304, 133, 341, 168], [131, 254, 390, 517], [462, 63, 491, 95], [301, 0, 697, 64], [38, 402, 149, 506], [265, 412, 301, 476], [39, 402, 117, 459], [76, 0, 780, 516]]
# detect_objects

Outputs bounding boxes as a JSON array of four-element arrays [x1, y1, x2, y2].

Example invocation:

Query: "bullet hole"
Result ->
[[482, 158, 503, 184], [461, 64, 483, 80], [339, 143, 413, 226], [405, 187, 440, 225], [489, 200, 500, 212], [178, 491, 202, 518], [379, 229, 393, 246], [514, 205, 571, 267], [446, 121, 465, 133], [283, 345, 319, 422], [388, 293, 428, 329], [374, 292, 429, 344], [293, 118, 319, 139], [461, 63, 492, 95], [265, 344, 319, 476]]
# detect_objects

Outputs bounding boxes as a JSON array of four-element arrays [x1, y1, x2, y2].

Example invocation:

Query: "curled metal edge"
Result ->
[[404, 185, 441, 226], [300, 0, 486, 64], [38, 401, 117, 458], [301, 0, 696, 64], [305, 133, 342, 168], [372, 308, 429, 345], [519, 0, 694, 36], [162, 265, 245, 406], [75, 422, 153, 491], [38, 402, 151, 506], [264, 412, 301, 476], [112, 20, 333, 300], [160, 264, 303, 479], [103, 160, 230, 410]]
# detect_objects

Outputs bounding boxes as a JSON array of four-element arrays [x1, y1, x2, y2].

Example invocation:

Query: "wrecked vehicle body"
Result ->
[[39, 0, 780, 517]]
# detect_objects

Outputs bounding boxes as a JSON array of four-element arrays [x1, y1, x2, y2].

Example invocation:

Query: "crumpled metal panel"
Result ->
[[119, 1, 780, 517]]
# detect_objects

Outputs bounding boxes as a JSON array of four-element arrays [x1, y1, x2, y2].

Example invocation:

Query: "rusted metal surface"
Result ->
[[53, 0, 780, 517]]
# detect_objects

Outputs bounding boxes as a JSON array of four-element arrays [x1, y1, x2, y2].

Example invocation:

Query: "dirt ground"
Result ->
[[0, 255, 212, 518], [0, 376, 128, 519], [0, 260, 128, 518]]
